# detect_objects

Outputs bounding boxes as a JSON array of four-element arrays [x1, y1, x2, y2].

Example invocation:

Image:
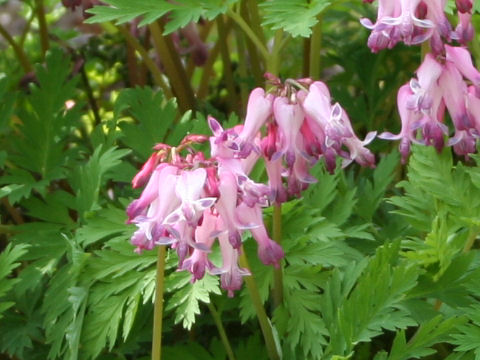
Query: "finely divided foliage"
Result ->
[[87, 0, 331, 37]]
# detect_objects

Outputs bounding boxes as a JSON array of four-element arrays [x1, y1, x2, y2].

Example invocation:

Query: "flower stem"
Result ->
[[0, 23, 33, 73], [79, 61, 101, 126], [216, 15, 238, 113], [226, 8, 269, 61], [152, 245, 167, 360], [207, 302, 237, 360], [308, 15, 323, 79], [463, 227, 479, 253], [266, 29, 285, 77], [239, 249, 280, 360], [1, 198, 24, 224], [149, 22, 196, 113], [197, 38, 222, 99], [34, 0, 49, 59], [240, 0, 265, 86], [115, 24, 173, 98], [272, 204, 283, 309], [420, 41, 430, 60], [245, 0, 265, 45], [234, 24, 249, 114]]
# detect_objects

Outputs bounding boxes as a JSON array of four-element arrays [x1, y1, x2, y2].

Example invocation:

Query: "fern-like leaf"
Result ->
[[260, 0, 331, 37]]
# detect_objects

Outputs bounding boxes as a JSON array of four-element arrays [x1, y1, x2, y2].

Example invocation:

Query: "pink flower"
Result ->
[[129, 165, 180, 252], [263, 155, 287, 204], [214, 170, 243, 249], [361, 0, 453, 53], [445, 45, 480, 95], [273, 97, 305, 167], [180, 209, 218, 281], [132, 152, 160, 189], [379, 84, 423, 162], [236, 203, 284, 268], [407, 54, 443, 111], [380, 46, 480, 159], [208, 116, 241, 159], [453, 12, 474, 44], [237, 88, 274, 157], [303, 82, 376, 170], [165, 168, 216, 227], [439, 62, 471, 131], [456, 0, 473, 13], [127, 164, 177, 222], [211, 230, 250, 297], [361, 0, 435, 51]]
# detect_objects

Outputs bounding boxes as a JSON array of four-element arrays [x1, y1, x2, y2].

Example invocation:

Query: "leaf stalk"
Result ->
[[207, 302, 237, 360], [152, 245, 167, 360], [272, 204, 283, 309], [239, 250, 281, 360]]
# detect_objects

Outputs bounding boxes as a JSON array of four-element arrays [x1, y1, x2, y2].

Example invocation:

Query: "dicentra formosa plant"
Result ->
[[126, 76, 376, 296]]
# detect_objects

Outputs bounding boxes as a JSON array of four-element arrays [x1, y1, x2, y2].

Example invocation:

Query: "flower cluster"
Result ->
[[127, 78, 375, 296], [380, 46, 480, 161], [361, 0, 474, 53], [365, 1, 480, 161], [210, 76, 376, 202]]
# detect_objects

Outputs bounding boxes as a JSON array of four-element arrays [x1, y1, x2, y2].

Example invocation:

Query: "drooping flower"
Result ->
[[360, 0, 435, 52], [445, 45, 480, 95], [380, 45, 480, 160], [127, 77, 377, 295], [302, 81, 376, 173], [456, 0, 473, 13], [237, 88, 274, 157], [210, 229, 250, 297], [236, 202, 284, 268], [180, 209, 218, 281], [379, 84, 424, 162], [361, 0, 461, 53]]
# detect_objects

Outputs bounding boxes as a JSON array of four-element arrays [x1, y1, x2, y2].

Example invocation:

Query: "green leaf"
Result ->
[[85, 0, 173, 25], [356, 150, 399, 221], [0, 244, 29, 319], [10, 223, 68, 280], [163, 0, 237, 34], [234, 335, 268, 360], [274, 287, 328, 359], [0, 309, 43, 358], [10, 48, 79, 179], [86, 0, 236, 34], [0, 76, 17, 134], [386, 315, 466, 360], [81, 241, 158, 359], [165, 272, 221, 330], [326, 241, 419, 357], [260, 0, 331, 37], [75, 205, 129, 247], [408, 251, 478, 309], [475, 0, 480, 13], [22, 190, 75, 225], [449, 305, 480, 359], [402, 209, 463, 280], [116, 87, 177, 159], [163, 342, 217, 360], [70, 145, 130, 218], [42, 255, 89, 360], [0, 168, 51, 204]]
